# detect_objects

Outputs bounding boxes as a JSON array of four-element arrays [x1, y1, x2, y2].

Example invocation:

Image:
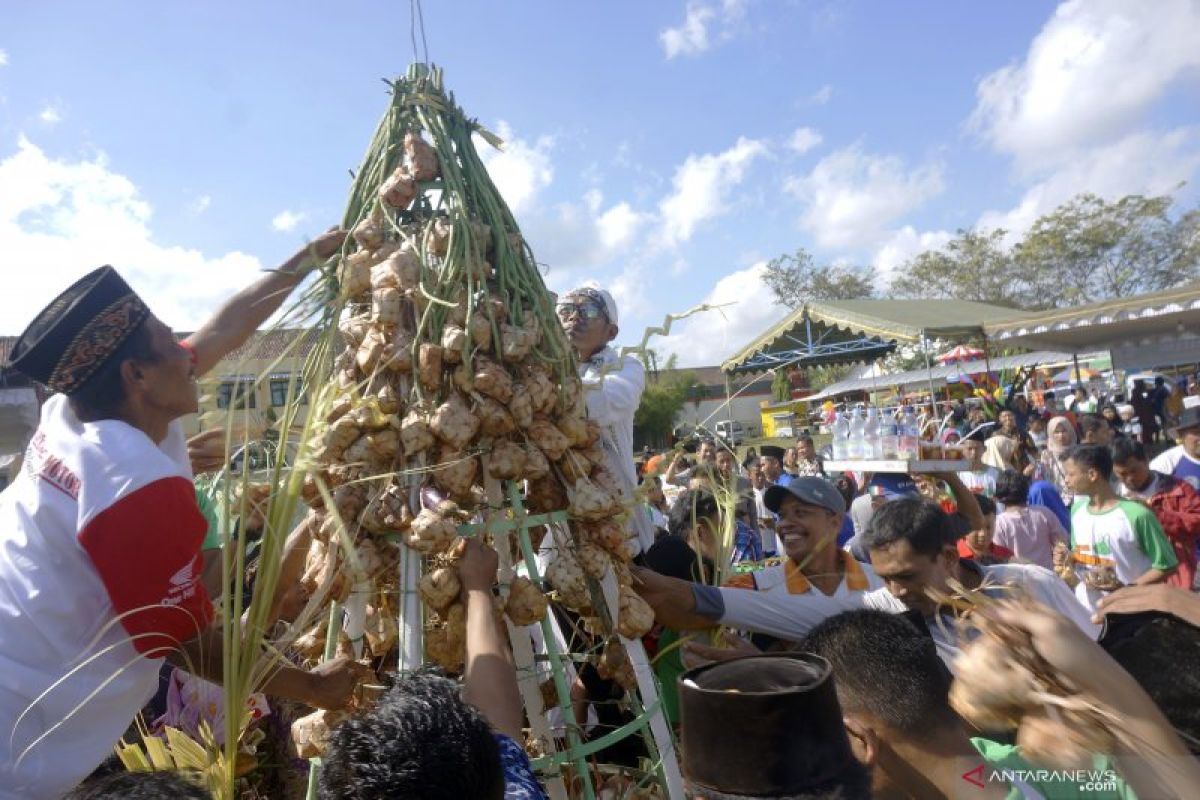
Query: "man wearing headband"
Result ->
[[0, 231, 370, 796], [557, 284, 653, 554]]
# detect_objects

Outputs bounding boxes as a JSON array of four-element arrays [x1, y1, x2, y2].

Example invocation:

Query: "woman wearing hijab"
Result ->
[[1039, 416, 1077, 504]]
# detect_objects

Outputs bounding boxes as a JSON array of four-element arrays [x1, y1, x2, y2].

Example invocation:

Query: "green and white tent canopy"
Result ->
[[722, 298, 1029, 375]]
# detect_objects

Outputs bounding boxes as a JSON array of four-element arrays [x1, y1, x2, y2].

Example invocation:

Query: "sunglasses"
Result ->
[[556, 302, 606, 322]]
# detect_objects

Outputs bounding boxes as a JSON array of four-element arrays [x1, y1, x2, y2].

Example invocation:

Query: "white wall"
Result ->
[[674, 392, 770, 435]]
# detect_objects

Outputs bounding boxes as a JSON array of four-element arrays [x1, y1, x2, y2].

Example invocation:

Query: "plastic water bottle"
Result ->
[[864, 407, 881, 459], [879, 409, 900, 460], [848, 409, 866, 460], [832, 412, 850, 460], [898, 406, 920, 460]]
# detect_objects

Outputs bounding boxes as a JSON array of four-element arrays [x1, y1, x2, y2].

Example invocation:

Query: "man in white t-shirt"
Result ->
[[0, 236, 368, 797], [1062, 444, 1177, 617], [1149, 406, 1200, 491], [635, 494, 1097, 669], [957, 432, 1000, 498]]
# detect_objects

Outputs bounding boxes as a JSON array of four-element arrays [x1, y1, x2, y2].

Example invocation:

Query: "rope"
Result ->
[[410, 0, 430, 64]]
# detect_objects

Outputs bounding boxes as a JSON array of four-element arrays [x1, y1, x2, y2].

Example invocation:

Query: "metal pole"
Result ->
[[922, 334, 938, 419]]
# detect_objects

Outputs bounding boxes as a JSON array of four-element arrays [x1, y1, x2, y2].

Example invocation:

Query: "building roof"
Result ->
[[802, 350, 1105, 402], [983, 282, 1200, 353], [722, 299, 1027, 375]]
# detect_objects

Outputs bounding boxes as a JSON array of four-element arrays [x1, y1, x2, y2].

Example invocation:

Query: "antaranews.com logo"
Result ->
[[961, 763, 1121, 794]]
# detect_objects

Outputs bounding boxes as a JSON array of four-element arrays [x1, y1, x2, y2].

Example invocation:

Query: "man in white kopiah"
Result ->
[[557, 285, 653, 554]]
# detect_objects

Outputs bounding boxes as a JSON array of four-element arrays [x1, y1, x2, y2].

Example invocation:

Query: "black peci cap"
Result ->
[[6, 266, 151, 395], [679, 652, 859, 796]]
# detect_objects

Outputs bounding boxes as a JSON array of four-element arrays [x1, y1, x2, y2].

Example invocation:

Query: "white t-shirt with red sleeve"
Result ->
[[0, 395, 213, 798]]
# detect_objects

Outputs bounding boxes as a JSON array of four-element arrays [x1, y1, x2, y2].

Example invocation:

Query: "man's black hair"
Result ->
[[1066, 443, 1114, 481], [797, 434, 815, 446], [974, 494, 997, 517], [65, 770, 210, 799], [667, 488, 719, 539], [801, 610, 958, 735], [68, 321, 159, 420], [319, 669, 504, 799], [1111, 436, 1148, 466], [862, 497, 954, 557], [1108, 617, 1200, 756], [1078, 414, 1107, 439], [993, 470, 1030, 506]]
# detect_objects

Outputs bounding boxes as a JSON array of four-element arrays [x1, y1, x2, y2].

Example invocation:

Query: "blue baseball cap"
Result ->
[[764, 476, 846, 516]]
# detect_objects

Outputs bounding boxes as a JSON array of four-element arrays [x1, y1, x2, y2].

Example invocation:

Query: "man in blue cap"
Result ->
[[637, 476, 885, 656]]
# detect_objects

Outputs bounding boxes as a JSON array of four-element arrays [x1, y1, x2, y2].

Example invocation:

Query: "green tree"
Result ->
[[762, 247, 875, 309], [889, 228, 1039, 308], [634, 362, 697, 449], [771, 369, 790, 402], [1014, 192, 1200, 305], [891, 192, 1200, 310]]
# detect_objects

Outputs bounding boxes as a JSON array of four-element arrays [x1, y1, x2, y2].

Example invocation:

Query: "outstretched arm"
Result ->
[[459, 539, 525, 741], [185, 228, 346, 377]]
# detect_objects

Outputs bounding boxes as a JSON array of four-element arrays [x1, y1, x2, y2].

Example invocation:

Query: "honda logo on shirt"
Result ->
[[163, 558, 200, 606]]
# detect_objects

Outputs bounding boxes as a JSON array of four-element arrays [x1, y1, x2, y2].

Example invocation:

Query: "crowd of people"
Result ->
[[4, 239, 1200, 799], [626, 382, 1200, 797]]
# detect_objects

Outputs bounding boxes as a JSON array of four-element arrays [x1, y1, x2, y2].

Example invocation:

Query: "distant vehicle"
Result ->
[[715, 419, 748, 445]]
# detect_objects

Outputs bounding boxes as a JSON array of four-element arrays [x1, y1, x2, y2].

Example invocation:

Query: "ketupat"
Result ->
[[289, 65, 650, 768]]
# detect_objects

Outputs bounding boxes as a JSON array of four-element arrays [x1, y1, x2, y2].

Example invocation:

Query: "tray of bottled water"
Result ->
[[823, 458, 971, 473], [826, 406, 969, 472]]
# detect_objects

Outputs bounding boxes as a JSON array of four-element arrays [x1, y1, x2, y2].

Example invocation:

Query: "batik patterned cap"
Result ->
[[6, 266, 151, 395]]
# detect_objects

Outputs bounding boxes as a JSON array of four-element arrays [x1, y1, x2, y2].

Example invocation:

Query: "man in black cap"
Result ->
[[678, 653, 871, 799], [0, 232, 371, 797], [758, 444, 791, 488], [1151, 404, 1200, 491]]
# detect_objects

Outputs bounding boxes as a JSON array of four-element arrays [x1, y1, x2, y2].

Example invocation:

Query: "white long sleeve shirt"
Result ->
[[579, 346, 653, 553], [699, 562, 1099, 670]]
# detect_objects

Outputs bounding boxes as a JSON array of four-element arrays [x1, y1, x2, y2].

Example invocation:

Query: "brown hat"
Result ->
[[6, 266, 151, 395], [679, 652, 859, 796]]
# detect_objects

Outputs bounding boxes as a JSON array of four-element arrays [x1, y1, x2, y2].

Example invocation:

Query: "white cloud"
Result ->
[[271, 209, 305, 232], [657, 261, 789, 367], [808, 84, 834, 106], [872, 225, 954, 277], [786, 144, 945, 250], [971, 0, 1200, 167], [597, 202, 647, 251], [658, 136, 768, 246], [0, 50, 8, 67], [189, 194, 212, 215], [0, 137, 266, 334], [787, 127, 823, 154], [38, 105, 61, 125], [659, 0, 749, 59], [977, 126, 1200, 238], [474, 120, 554, 216]]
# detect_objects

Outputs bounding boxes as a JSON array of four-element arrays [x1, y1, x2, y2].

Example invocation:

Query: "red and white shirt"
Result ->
[[0, 395, 212, 798]]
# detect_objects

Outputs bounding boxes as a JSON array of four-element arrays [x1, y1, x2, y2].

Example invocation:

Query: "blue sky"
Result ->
[[2, 0, 1199, 366]]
